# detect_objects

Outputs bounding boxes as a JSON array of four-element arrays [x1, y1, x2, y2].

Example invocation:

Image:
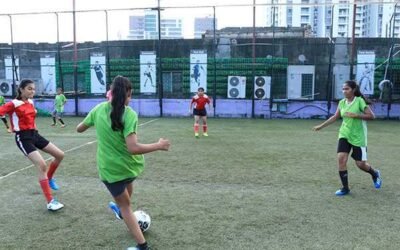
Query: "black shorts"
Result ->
[[103, 178, 136, 197], [193, 109, 207, 117], [337, 138, 367, 161], [15, 130, 50, 156]]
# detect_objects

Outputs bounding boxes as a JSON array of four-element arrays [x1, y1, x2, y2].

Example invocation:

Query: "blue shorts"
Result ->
[[102, 178, 136, 197]]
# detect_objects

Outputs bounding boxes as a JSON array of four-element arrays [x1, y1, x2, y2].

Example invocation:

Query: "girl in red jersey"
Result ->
[[0, 79, 65, 211], [189, 87, 212, 138]]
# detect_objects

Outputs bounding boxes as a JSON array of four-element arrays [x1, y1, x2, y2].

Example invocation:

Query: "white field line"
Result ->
[[0, 118, 158, 180]]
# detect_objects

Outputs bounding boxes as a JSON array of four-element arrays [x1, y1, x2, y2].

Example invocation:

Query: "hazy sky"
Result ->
[[0, 0, 268, 43]]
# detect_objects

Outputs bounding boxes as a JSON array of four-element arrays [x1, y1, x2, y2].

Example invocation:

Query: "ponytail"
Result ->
[[345, 80, 372, 105], [16, 79, 34, 100], [110, 76, 132, 131]]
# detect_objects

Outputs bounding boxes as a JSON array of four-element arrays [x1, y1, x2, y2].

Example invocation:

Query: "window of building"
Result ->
[[301, 8, 309, 15], [301, 16, 309, 23]]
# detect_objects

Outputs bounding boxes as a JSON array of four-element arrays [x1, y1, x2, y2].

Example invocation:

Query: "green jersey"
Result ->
[[55, 94, 67, 112], [83, 102, 145, 183], [338, 96, 368, 147], [0, 96, 5, 106]]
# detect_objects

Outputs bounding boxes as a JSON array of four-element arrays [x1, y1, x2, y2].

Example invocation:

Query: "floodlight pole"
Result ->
[[157, 0, 163, 117], [105, 10, 111, 91], [8, 15, 16, 97], [326, 5, 335, 117], [73, 0, 79, 116], [213, 6, 217, 117], [55, 12, 64, 91], [269, 4, 276, 119], [350, 3, 356, 78], [251, 0, 256, 118], [386, 2, 398, 118]]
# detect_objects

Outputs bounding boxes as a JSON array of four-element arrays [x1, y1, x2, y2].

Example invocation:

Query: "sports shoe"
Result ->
[[203, 132, 208, 137], [108, 201, 122, 220], [373, 170, 382, 189], [49, 178, 59, 190], [335, 188, 350, 196], [51, 123, 56, 126], [47, 199, 64, 211], [7, 127, 12, 133], [60, 124, 66, 128], [195, 133, 199, 138]]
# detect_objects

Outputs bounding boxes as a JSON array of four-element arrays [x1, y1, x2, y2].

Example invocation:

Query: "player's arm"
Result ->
[[189, 99, 194, 112], [125, 133, 170, 154], [361, 106, 375, 120], [0, 102, 14, 116], [76, 122, 90, 133], [63, 95, 67, 105], [344, 106, 375, 120], [313, 107, 340, 131], [77, 106, 97, 133]]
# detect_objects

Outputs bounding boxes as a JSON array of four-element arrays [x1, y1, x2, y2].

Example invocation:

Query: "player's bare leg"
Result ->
[[202, 116, 208, 136], [194, 115, 200, 138]]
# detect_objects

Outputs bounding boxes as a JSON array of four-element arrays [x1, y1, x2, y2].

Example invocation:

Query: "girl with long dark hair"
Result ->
[[77, 76, 170, 250], [313, 80, 381, 196], [0, 79, 65, 210]]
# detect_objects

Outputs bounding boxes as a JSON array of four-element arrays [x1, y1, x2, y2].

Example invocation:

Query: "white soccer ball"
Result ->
[[134, 210, 151, 232]]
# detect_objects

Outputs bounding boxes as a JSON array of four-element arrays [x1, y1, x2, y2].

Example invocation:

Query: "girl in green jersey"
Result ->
[[313, 80, 381, 196], [0, 95, 11, 132], [51, 88, 67, 128], [77, 76, 170, 250]]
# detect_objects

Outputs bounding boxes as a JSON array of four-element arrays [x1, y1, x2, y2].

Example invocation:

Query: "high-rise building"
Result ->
[[127, 11, 183, 40], [380, 3, 400, 38], [194, 17, 217, 38], [265, 0, 400, 38], [160, 18, 183, 39], [266, 0, 322, 36], [127, 16, 145, 40]]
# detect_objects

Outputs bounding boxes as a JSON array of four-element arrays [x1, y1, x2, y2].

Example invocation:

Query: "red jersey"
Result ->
[[0, 99, 37, 132], [191, 94, 210, 110]]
